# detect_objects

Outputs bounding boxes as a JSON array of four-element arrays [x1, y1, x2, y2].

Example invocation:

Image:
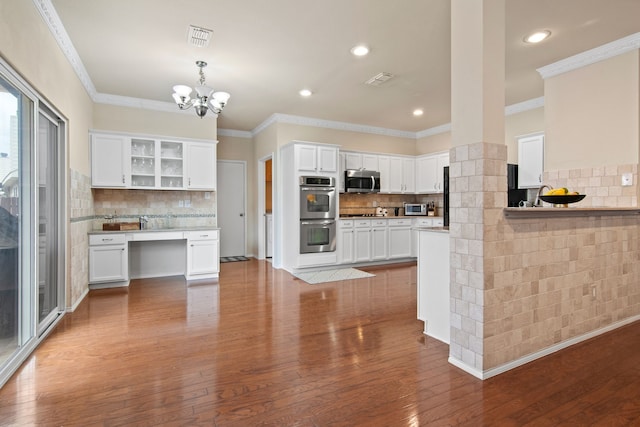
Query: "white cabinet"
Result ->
[[388, 219, 413, 258], [186, 230, 219, 280], [371, 219, 388, 261], [91, 133, 128, 187], [186, 142, 217, 190], [354, 220, 373, 263], [416, 152, 449, 194], [518, 134, 544, 189], [89, 234, 128, 285], [344, 152, 378, 171], [338, 220, 355, 264], [379, 156, 414, 193], [417, 229, 450, 344], [90, 131, 217, 190], [296, 144, 338, 174]]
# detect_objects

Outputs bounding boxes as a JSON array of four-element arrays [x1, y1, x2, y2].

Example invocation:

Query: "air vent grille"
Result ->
[[364, 72, 394, 86], [188, 25, 213, 48]]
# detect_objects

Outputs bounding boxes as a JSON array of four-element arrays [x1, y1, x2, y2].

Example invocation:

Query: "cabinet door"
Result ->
[[187, 239, 219, 276], [362, 154, 379, 171], [317, 146, 338, 173], [518, 134, 544, 188], [416, 156, 438, 193], [344, 152, 362, 170], [378, 156, 391, 193], [130, 138, 157, 188], [371, 226, 388, 261], [435, 153, 449, 192], [89, 245, 128, 283], [354, 228, 372, 262], [339, 228, 354, 264], [389, 227, 412, 258], [296, 145, 317, 172], [91, 133, 127, 187], [187, 142, 216, 190], [387, 157, 404, 193], [402, 158, 416, 193]]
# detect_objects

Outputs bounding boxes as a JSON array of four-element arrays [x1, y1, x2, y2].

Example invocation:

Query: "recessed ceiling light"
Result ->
[[350, 45, 369, 57], [299, 89, 312, 97], [413, 109, 424, 117], [524, 30, 551, 44]]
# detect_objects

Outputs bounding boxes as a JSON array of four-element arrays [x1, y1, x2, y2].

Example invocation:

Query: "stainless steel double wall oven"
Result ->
[[299, 176, 336, 253]]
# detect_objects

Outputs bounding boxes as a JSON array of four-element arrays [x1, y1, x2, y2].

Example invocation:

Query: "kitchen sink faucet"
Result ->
[[534, 185, 553, 207]]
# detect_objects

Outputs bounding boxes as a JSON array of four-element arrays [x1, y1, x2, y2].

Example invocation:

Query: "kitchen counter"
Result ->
[[412, 226, 449, 233], [339, 215, 443, 219], [503, 207, 640, 218], [88, 226, 219, 235]]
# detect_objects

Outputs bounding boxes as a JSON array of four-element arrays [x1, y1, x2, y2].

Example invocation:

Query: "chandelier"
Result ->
[[172, 60, 230, 118]]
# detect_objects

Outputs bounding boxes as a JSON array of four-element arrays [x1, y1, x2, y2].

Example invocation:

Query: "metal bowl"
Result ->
[[539, 194, 586, 206]]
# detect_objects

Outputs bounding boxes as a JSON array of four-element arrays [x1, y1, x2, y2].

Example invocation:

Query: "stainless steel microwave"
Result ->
[[344, 169, 380, 193], [404, 203, 427, 216]]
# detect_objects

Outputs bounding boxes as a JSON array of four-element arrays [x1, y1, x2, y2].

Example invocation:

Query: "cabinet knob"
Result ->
[[122, 175, 125, 184]]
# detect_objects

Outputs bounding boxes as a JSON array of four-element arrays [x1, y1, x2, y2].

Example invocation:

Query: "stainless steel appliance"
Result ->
[[344, 169, 380, 193], [299, 176, 337, 253], [404, 203, 427, 216], [299, 176, 336, 220], [300, 219, 336, 253]]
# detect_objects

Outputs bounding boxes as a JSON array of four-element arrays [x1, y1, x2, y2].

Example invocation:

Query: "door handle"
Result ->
[[239, 213, 244, 217]]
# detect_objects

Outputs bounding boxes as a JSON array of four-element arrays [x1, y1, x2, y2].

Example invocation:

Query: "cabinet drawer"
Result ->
[[388, 218, 412, 227], [371, 219, 388, 227], [185, 230, 219, 241], [354, 219, 372, 228], [338, 220, 354, 228], [413, 218, 434, 227], [89, 233, 126, 246]]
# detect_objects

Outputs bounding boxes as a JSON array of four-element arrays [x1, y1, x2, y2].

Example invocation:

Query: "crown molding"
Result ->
[[416, 123, 451, 139], [537, 32, 640, 79], [217, 128, 253, 138], [33, 0, 97, 99], [251, 113, 416, 139], [505, 97, 544, 116]]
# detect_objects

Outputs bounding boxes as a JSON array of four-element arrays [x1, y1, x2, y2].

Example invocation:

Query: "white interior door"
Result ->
[[217, 161, 246, 257]]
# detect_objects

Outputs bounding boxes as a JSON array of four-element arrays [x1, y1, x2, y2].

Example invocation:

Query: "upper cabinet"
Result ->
[[379, 155, 415, 194], [416, 152, 449, 194], [91, 133, 128, 188], [344, 152, 379, 171], [517, 134, 544, 189], [90, 131, 217, 190], [296, 143, 338, 174]]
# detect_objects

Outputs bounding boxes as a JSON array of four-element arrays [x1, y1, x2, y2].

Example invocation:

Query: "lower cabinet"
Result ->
[[339, 218, 416, 265], [186, 230, 220, 280], [89, 234, 129, 285], [388, 219, 413, 258]]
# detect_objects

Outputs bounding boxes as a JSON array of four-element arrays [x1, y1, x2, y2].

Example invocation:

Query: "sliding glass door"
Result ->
[[0, 59, 65, 386]]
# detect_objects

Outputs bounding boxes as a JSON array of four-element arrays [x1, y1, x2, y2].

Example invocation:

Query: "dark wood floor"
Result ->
[[1, 259, 639, 426]]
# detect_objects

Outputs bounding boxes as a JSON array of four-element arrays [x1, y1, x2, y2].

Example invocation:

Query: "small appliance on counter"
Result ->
[[427, 202, 436, 216], [404, 203, 427, 216], [375, 207, 388, 217]]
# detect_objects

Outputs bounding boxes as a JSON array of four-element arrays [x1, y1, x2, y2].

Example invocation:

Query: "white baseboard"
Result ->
[[67, 287, 89, 312], [449, 314, 640, 380]]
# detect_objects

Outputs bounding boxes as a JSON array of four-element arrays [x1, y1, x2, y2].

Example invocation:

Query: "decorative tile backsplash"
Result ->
[[543, 164, 637, 207]]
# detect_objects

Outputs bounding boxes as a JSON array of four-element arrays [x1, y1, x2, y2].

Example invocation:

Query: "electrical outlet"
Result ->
[[621, 173, 633, 186], [591, 286, 597, 299], [204, 192, 211, 200], [373, 201, 378, 207], [184, 199, 191, 207], [178, 200, 184, 207]]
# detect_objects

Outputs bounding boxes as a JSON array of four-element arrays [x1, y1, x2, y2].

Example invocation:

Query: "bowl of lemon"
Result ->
[[539, 187, 586, 207]]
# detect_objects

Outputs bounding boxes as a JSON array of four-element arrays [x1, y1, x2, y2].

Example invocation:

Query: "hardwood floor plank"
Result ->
[[0, 259, 639, 426]]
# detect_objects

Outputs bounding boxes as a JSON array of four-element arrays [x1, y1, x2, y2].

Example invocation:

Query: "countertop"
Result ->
[[88, 226, 220, 235], [503, 207, 640, 218], [338, 215, 443, 220], [413, 226, 449, 233]]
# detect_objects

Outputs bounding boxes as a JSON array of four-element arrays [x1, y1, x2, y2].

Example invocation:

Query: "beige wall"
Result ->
[[0, 0, 94, 175], [505, 107, 544, 164], [416, 131, 451, 155], [276, 123, 416, 155], [545, 50, 640, 170], [93, 104, 217, 141]]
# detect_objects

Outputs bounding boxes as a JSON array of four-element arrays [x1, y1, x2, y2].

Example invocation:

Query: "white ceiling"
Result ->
[[48, 0, 640, 135]]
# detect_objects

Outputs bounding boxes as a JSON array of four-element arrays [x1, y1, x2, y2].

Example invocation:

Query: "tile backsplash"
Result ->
[[92, 188, 217, 229], [339, 193, 443, 216]]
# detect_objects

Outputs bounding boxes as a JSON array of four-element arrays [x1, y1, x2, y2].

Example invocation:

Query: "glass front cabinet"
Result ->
[[90, 132, 216, 191]]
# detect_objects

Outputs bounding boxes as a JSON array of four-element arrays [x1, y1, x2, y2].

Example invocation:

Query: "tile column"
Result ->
[[448, 0, 506, 377]]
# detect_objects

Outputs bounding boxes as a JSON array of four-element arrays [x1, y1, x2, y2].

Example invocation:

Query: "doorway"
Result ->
[[216, 160, 246, 257]]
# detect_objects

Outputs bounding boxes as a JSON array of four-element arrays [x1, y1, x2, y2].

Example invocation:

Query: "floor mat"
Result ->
[[294, 268, 375, 284], [220, 256, 250, 263]]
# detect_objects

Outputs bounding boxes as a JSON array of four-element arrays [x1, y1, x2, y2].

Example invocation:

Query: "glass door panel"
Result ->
[[130, 138, 156, 188], [0, 76, 34, 367], [160, 141, 184, 188]]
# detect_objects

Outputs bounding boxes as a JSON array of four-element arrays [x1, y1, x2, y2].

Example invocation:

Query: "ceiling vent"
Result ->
[[188, 25, 213, 48], [364, 72, 394, 86]]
